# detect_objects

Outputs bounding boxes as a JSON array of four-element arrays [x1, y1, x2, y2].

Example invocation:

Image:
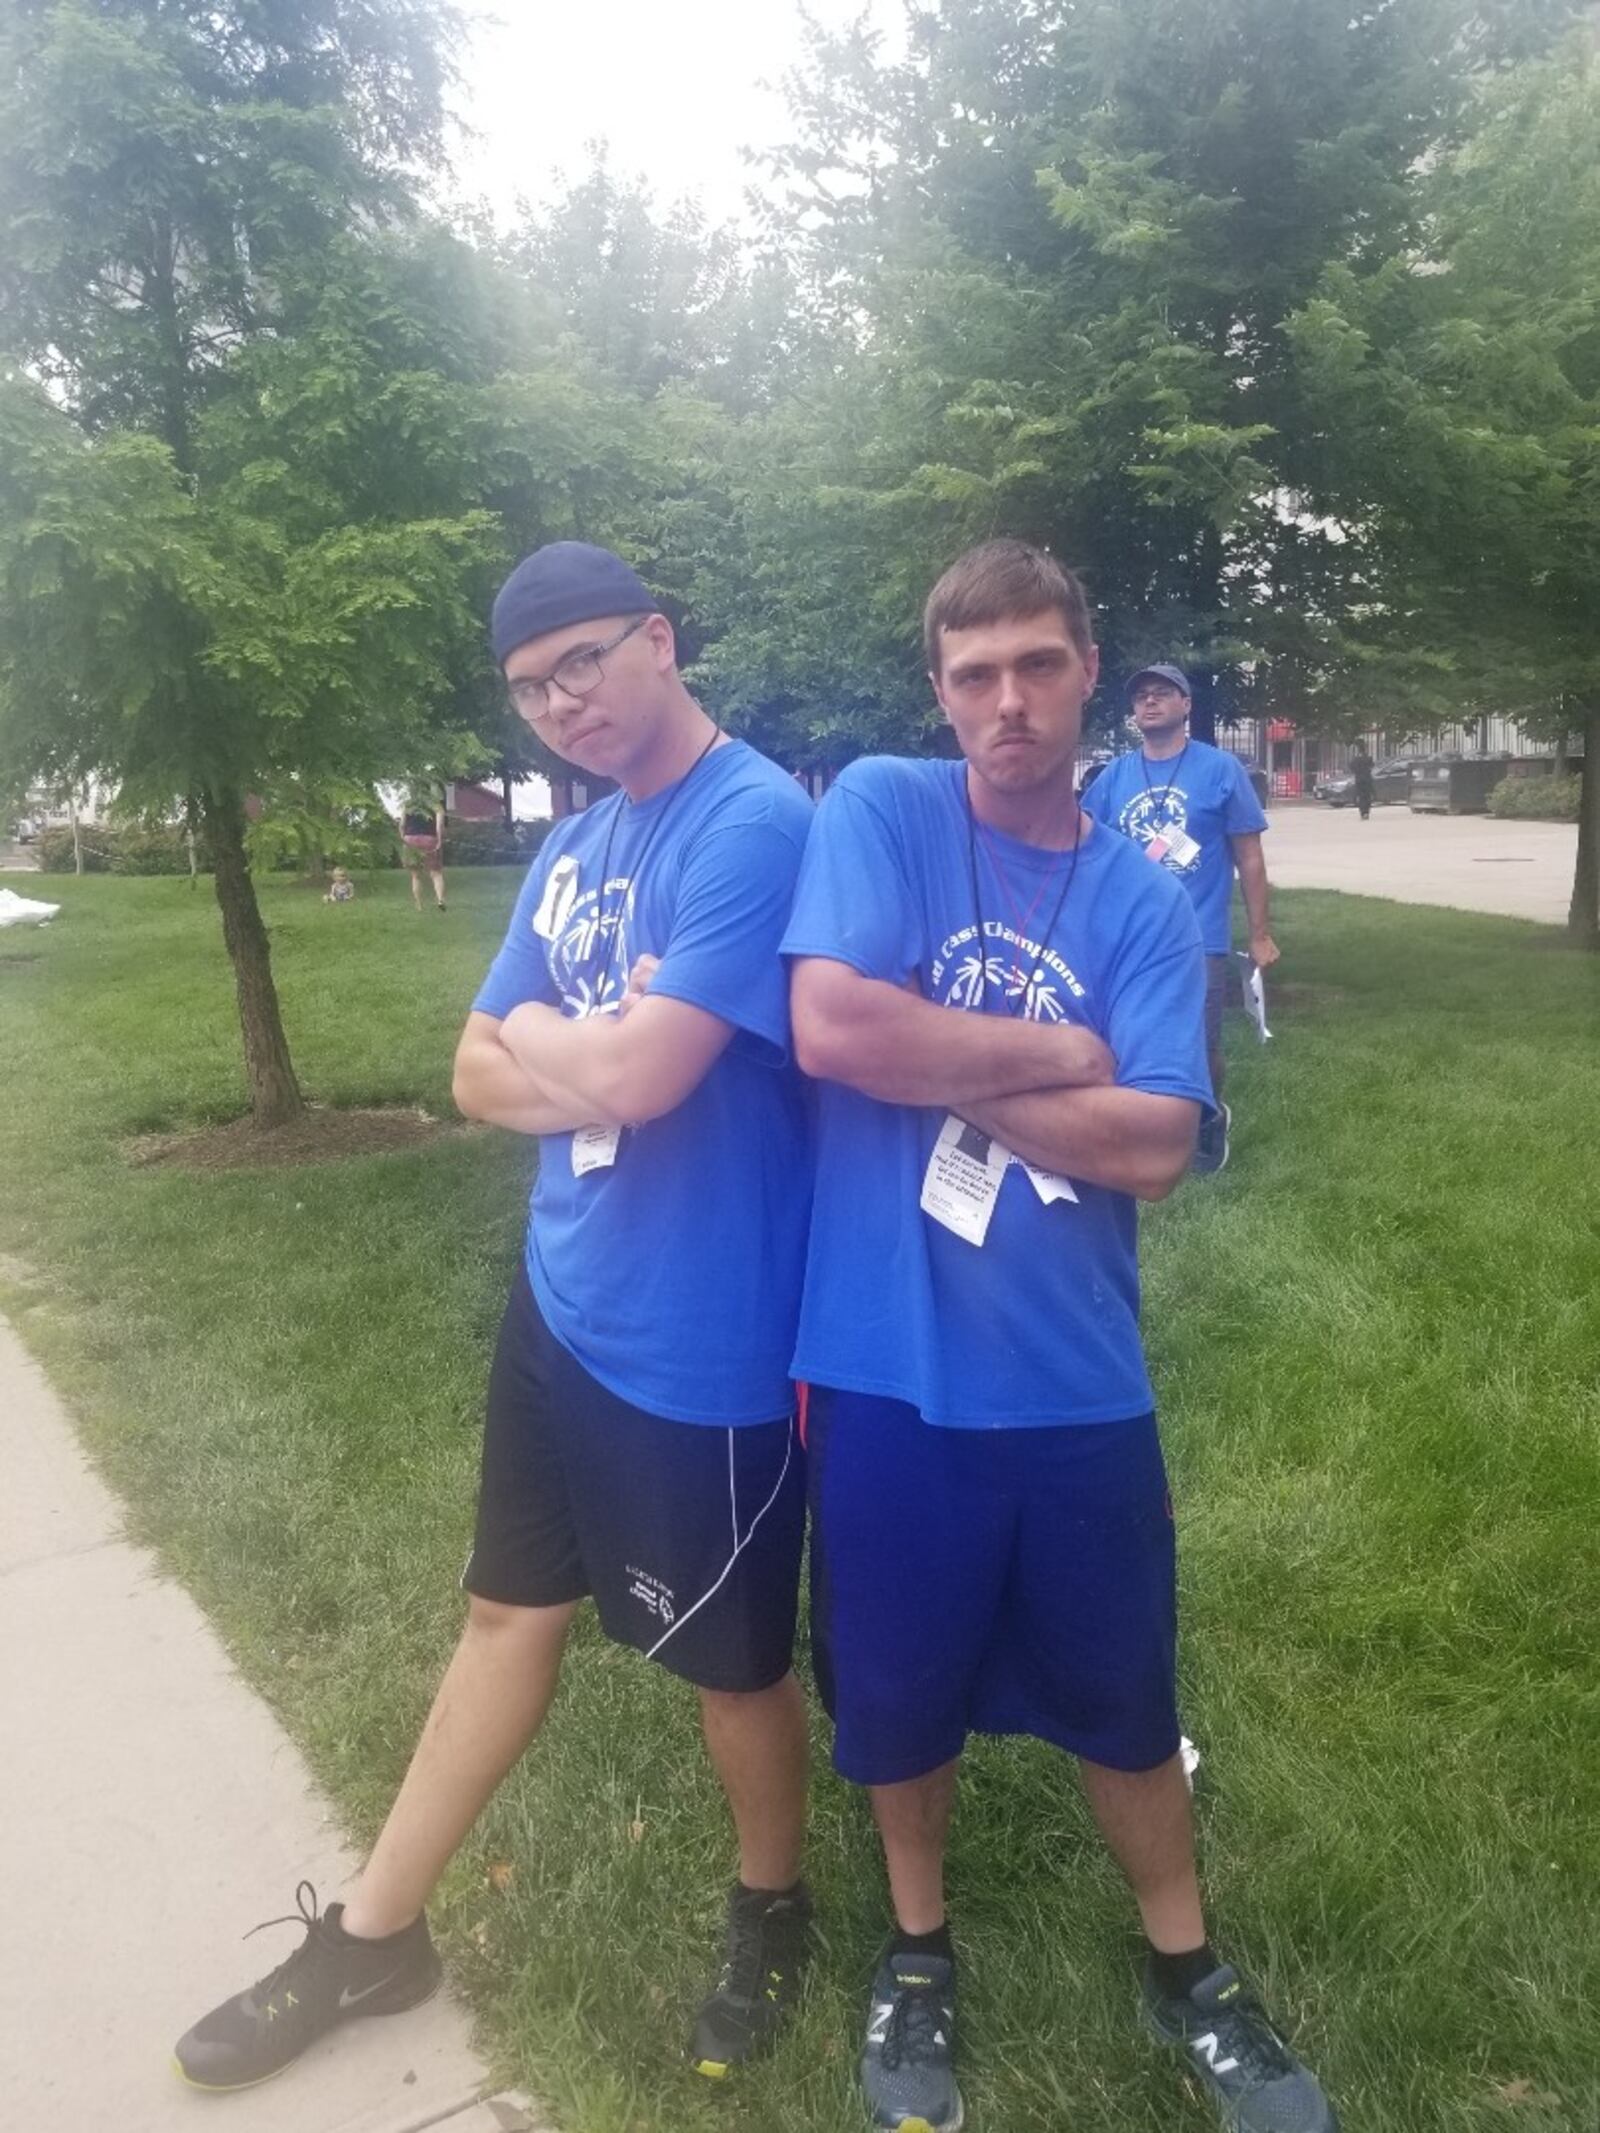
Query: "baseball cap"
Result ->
[[1127, 662, 1191, 702]]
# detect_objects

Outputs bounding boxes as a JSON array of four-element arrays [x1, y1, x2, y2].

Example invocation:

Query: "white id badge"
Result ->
[[920, 1115, 1010, 1246], [1163, 827, 1201, 869], [571, 1122, 621, 1175], [532, 855, 580, 941], [1018, 1158, 1079, 1206]]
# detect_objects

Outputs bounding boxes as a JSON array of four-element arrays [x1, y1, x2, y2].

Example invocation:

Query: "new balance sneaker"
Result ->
[[860, 1950, 962, 2132], [173, 1883, 441, 2091], [1191, 1102, 1232, 1175], [689, 1880, 813, 2077], [1143, 1959, 1338, 2131]]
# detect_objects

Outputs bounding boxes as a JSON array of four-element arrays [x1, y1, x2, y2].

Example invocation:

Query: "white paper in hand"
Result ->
[[1237, 952, 1272, 1042]]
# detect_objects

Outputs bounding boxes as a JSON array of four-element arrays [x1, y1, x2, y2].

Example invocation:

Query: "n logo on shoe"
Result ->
[[1192, 2031, 1240, 2075]]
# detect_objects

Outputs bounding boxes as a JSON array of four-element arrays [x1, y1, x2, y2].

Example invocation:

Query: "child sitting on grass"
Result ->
[[323, 867, 355, 904]]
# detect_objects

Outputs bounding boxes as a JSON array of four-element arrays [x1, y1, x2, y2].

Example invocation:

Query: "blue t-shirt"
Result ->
[[1087, 739, 1267, 953], [782, 757, 1210, 1429], [474, 740, 813, 1426]]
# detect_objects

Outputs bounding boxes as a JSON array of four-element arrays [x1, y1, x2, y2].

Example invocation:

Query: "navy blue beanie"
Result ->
[[490, 542, 656, 664]]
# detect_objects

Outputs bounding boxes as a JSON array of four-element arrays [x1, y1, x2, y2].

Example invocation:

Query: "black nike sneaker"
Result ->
[[860, 1949, 962, 2131], [173, 1883, 442, 2091], [1143, 1958, 1338, 2131], [689, 1880, 813, 2077]]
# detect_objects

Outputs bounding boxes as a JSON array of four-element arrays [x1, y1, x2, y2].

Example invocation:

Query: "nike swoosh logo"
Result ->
[[339, 1974, 403, 2010]]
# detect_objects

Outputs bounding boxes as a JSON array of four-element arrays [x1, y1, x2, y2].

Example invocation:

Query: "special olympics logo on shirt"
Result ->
[[1120, 788, 1198, 870], [930, 921, 1087, 1023], [551, 878, 633, 1018]]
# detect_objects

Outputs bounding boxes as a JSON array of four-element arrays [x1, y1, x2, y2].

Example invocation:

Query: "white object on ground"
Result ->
[[1180, 1734, 1201, 1791], [0, 887, 60, 927]]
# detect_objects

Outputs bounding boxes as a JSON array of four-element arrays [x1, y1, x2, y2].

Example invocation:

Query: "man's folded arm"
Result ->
[[789, 955, 1114, 1109], [496, 994, 737, 1127], [452, 1012, 599, 1134], [962, 1085, 1199, 1201]]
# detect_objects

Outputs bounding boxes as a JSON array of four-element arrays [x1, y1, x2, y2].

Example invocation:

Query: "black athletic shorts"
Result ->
[[462, 1263, 804, 1693]]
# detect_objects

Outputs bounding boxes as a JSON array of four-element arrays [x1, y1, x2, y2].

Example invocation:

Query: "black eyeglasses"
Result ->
[[506, 615, 651, 724]]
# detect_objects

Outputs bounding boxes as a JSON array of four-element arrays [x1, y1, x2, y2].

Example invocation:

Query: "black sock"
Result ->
[[891, 1921, 954, 1965], [739, 1878, 803, 1904], [1147, 1939, 1219, 1999]]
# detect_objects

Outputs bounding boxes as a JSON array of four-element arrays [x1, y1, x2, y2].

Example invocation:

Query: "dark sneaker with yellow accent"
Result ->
[[689, 1880, 812, 2077], [860, 1950, 962, 2131], [1143, 1959, 1338, 2131], [173, 1883, 441, 2092]]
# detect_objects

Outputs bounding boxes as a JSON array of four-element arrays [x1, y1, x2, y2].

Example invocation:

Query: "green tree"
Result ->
[[0, 0, 483, 1124], [698, 0, 1578, 749], [1288, 35, 1600, 943]]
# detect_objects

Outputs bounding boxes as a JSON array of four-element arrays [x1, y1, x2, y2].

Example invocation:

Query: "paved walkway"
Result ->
[[0, 1312, 542, 2133], [1262, 802, 1577, 925]]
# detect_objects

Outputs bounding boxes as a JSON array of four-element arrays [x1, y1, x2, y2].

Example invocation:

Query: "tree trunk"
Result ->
[[1568, 705, 1599, 950], [501, 768, 515, 826], [204, 787, 306, 1124]]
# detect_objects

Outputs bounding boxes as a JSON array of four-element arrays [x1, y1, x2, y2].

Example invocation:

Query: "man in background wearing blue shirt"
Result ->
[[176, 545, 815, 2095], [1088, 665, 1278, 1172], [785, 541, 1334, 2133]]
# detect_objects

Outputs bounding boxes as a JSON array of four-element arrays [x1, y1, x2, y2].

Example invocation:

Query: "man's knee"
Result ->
[[699, 1671, 797, 1717], [462, 1591, 572, 1647]]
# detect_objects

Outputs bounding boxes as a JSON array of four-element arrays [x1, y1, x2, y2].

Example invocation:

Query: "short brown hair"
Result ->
[[923, 539, 1093, 673]]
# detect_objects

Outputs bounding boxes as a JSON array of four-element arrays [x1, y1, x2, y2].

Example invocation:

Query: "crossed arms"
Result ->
[[452, 961, 731, 1135], [789, 959, 1198, 1201], [455, 949, 1198, 1201]]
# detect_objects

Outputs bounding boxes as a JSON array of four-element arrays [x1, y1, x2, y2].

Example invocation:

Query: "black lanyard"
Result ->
[[1137, 740, 1190, 818], [962, 774, 1084, 1018], [589, 726, 722, 1003]]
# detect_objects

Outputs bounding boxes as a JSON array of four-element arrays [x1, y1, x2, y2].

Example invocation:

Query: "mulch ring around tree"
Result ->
[[126, 1104, 454, 1172]]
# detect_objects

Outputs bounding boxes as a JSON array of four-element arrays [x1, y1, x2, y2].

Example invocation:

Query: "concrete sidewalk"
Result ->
[[1262, 803, 1577, 925], [0, 1312, 542, 2133]]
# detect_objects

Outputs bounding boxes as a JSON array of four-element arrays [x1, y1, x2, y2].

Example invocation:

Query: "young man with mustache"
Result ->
[[783, 539, 1335, 2133]]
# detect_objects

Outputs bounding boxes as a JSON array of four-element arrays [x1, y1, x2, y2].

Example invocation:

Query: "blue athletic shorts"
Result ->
[[463, 1264, 804, 1692], [806, 1387, 1179, 1783]]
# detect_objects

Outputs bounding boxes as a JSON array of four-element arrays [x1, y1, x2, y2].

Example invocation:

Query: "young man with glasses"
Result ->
[[174, 543, 815, 2093], [783, 541, 1336, 2133], [1087, 665, 1276, 1172]]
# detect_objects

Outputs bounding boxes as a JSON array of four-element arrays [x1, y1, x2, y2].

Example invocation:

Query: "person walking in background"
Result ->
[[400, 792, 447, 910], [1350, 743, 1375, 821], [1087, 665, 1277, 1173]]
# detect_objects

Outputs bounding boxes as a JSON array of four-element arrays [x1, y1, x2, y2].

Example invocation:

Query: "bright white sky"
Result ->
[[447, 0, 905, 229]]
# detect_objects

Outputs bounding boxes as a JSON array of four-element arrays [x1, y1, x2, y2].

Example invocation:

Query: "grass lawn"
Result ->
[[2, 863, 1596, 2133]]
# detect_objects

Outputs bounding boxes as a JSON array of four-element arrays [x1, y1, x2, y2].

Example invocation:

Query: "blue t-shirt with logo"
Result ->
[[474, 740, 813, 1426], [1087, 739, 1267, 953], [781, 757, 1210, 1429]]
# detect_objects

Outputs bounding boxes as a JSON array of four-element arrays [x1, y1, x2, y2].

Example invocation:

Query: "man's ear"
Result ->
[[929, 668, 952, 726], [644, 612, 678, 671]]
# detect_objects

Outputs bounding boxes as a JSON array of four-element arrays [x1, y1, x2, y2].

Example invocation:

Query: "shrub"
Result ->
[[35, 827, 109, 872], [441, 818, 554, 867], [108, 824, 202, 874], [1488, 773, 1582, 822], [34, 823, 201, 873]]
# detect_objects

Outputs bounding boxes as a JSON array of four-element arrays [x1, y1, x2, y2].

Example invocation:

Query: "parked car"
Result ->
[[1408, 753, 1514, 814], [1314, 756, 1425, 808]]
